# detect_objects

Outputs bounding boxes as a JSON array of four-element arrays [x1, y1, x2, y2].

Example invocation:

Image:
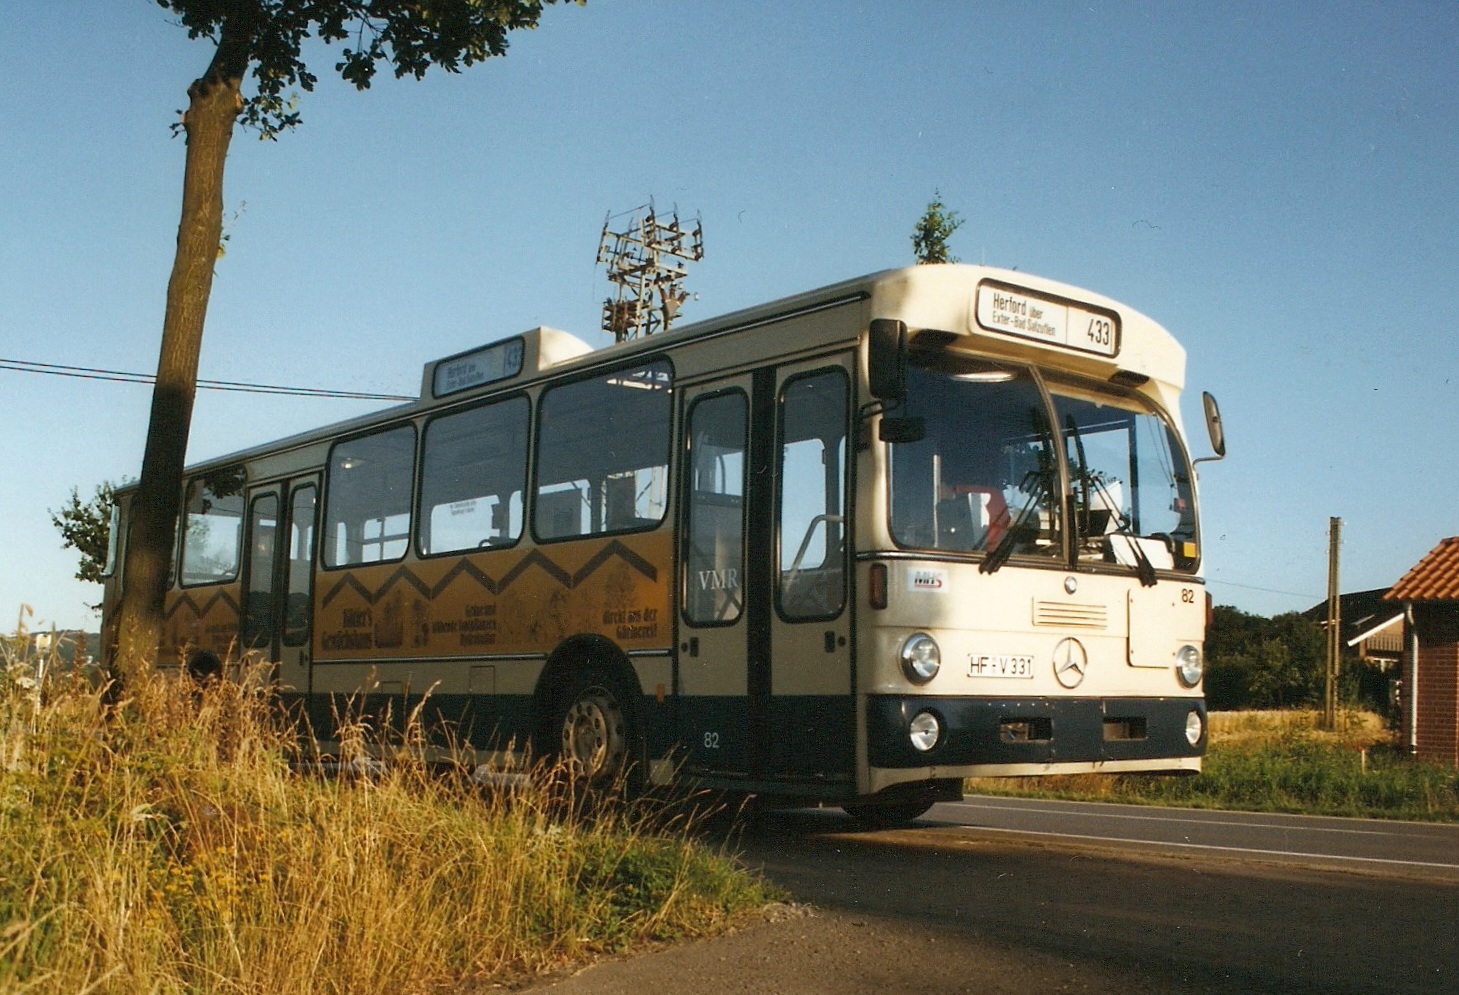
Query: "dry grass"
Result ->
[[0, 642, 772, 995], [1208, 708, 1392, 748], [969, 708, 1459, 821]]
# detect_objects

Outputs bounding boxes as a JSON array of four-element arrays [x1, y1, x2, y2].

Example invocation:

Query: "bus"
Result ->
[[101, 263, 1225, 825]]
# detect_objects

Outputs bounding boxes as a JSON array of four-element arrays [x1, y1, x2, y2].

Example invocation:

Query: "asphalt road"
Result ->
[[926, 794, 1459, 880], [526, 797, 1459, 995]]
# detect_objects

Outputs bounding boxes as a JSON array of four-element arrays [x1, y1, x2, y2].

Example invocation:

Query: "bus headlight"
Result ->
[[900, 633, 941, 684], [1175, 644, 1203, 688], [909, 710, 942, 752]]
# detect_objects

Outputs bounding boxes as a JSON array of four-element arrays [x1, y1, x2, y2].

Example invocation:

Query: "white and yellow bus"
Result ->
[[102, 263, 1224, 824]]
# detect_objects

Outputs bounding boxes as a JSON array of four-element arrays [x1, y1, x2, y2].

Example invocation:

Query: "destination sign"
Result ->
[[432, 338, 525, 398], [974, 280, 1120, 358]]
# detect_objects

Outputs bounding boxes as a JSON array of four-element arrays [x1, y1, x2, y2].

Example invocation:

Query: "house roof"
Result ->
[[1387, 537, 1459, 602], [1302, 588, 1403, 642], [1347, 611, 1404, 647]]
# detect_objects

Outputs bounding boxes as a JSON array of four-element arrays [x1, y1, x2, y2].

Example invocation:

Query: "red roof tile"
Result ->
[[1387, 537, 1459, 602]]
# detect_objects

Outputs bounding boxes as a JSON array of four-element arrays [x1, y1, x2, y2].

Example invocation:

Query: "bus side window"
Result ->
[[324, 425, 416, 567], [180, 468, 246, 587], [282, 484, 316, 646], [778, 369, 848, 620], [683, 391, 747, 625], [534, 361, 673, 541], [241, 493, 279, 650], [418, 396, 528, 555]]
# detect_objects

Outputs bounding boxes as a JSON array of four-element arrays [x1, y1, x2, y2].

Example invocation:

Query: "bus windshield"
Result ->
[[887, 357, 1197, 573], [1048, 376, 1197, 572]]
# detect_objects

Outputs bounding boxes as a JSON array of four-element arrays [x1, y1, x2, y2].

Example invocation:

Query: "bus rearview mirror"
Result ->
[[879, 416, 925, 444], [868, 318, 908, 402], [1201, 391, 1225, 458]]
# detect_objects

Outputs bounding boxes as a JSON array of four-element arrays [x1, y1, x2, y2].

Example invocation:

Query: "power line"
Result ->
[[1206, 578, 1322, 600], [0, 357, 414, 402]]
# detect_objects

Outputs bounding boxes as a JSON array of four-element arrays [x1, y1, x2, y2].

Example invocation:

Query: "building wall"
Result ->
[[1411, 606, 1459, 767]]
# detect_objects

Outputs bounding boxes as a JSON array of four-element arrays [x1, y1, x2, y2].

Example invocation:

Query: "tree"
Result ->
[[1204, 605, 1327, 710], [911, 190, 963, 264], [114, 0, 576, 678], [51, 483, 117, 589]]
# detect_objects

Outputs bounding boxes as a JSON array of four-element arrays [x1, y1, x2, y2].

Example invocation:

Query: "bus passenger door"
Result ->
[[677, 358, 854, 785], [768, 360, 854, 782], [241, 476, 319, 694], [677, 380, 753, 776]]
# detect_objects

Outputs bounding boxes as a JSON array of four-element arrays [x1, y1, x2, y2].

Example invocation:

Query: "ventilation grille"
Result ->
[[1033, 600, 1108, 629]]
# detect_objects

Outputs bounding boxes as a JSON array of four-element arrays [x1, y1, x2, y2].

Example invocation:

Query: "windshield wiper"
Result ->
[[979, 471, 1045, 575], [1062, 413, 1157, 588], [1085, 471, 1158, 587], [982, 407, 1057, 576]]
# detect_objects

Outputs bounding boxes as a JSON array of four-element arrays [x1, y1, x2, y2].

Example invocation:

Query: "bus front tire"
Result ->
[[842, 797, 936, 830]]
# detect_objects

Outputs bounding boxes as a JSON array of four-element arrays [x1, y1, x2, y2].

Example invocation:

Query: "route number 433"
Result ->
[[1087, 318, 1113, 348]]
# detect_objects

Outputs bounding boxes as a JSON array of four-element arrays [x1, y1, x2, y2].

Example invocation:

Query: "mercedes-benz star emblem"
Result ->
[[1052, 637, 1088, 689]]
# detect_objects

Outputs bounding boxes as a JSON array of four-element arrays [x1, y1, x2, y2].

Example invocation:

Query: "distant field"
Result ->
[[969, 709, 1459, 822], [1208, 708, 1389, 746]]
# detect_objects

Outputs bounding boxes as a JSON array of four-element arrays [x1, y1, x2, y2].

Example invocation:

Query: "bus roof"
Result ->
[[126, 264, 1184, 487]]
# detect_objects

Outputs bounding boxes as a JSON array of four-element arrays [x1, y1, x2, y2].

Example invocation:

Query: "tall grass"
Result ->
[[0, 645, 771, 995], [969, 710, 1459, 821]]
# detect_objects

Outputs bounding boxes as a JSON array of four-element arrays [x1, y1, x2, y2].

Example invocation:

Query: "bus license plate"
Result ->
[[968, 654, 1035, 679]]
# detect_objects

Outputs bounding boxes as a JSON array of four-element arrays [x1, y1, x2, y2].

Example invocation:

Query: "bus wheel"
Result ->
[[555, 675, 630, 788], [842, 796, 935, 830], [186, 651, 222, 686]]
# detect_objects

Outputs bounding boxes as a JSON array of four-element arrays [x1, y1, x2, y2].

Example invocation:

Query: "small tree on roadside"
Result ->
[[115, 0, 579, 681], [51, 483, 117, 589], [911, 190, 964, 264]]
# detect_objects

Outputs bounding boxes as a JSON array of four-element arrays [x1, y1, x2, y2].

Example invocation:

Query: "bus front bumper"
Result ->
[[866, 694, 1206, 772]]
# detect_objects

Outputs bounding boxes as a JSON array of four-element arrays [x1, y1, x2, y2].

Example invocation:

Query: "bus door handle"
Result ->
[[824, 631, 836, 654], [685, 636, 699, 658]]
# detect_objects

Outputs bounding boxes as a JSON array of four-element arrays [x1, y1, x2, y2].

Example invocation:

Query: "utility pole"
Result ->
[[1324, 516, 1342, 730], [597, 203, 704, 342]]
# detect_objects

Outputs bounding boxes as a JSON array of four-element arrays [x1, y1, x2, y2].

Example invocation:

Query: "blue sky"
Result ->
[[2, 1, 1456, 633]]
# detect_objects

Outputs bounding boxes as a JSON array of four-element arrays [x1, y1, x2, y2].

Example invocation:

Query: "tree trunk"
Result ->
[[113, 28, 250, 682]]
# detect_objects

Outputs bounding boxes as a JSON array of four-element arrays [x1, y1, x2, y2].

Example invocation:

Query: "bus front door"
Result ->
[[678, 358, 854, 786]]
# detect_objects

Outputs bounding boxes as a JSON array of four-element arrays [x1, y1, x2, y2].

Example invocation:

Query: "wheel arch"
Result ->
[[532, 634, 645, 752]]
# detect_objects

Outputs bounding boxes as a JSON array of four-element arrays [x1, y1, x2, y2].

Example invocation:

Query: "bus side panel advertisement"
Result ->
[[314, 531, 673, 660]]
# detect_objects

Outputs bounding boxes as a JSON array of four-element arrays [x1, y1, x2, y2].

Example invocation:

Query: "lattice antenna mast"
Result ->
[[597, 203, 704, 342]]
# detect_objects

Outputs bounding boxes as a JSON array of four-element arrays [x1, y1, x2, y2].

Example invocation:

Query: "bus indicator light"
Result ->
[[869, 563, 888, 610]]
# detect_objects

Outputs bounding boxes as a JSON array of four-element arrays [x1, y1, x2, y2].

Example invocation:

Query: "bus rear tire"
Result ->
[[186, 651, 222, 686]]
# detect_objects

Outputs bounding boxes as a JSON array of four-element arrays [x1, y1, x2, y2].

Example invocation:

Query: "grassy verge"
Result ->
[[969, 710, 1459, 822], [0, 651, 773, 995]]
